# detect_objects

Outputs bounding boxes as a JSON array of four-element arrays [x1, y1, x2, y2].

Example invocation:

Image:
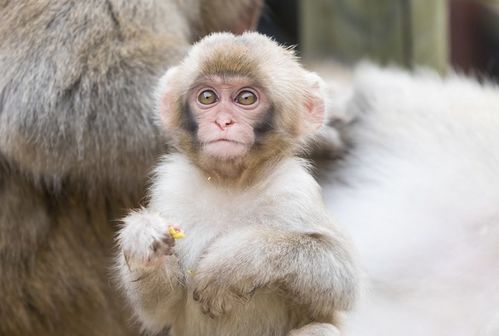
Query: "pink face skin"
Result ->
[[188, 76, 271, 160]]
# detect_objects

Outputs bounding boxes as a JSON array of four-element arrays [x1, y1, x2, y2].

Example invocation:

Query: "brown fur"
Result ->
[[200, 0, 263, 35], [200, 44, 260, 78], [0, 0, 263, 335]]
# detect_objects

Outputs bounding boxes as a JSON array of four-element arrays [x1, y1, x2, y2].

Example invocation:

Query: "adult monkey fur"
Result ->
[[0, 0, 263, 335], [116, 32, 358, 336], [320, 65, 499, 335]]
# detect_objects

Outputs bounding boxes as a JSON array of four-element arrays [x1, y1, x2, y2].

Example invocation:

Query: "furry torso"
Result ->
[[147, 154, 325, 336]]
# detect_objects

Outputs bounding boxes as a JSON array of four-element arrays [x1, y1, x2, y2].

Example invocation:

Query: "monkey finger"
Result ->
[[229, 285, 253, 303], [192, 280, 212, 298], [200, 304, 216, 319], [151, 240, 162, 253], [200, 303, 210, 315], [155, 246, 173, 257], [200, 300, 225, 318], [150, 235, 175, 257], [161, 233, 176, 247], [192, 286, 211, 303], [193, 289, 200, 302]]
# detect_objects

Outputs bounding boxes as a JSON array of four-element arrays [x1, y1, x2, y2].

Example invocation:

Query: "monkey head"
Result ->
[[157, 32, 326, 183]]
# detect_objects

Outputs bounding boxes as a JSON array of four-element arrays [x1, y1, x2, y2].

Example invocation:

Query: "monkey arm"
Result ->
[[116, 210, 185, 333], [192, 221, 359, 321], [269, 224, 359, 318]]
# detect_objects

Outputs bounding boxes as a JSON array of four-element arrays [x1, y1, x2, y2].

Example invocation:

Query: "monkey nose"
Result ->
[[215, 118, 235, 130]]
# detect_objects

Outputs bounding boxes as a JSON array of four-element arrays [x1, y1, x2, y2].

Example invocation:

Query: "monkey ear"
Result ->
[[157, 67, 180, 130], [302, 72, 327, 135]]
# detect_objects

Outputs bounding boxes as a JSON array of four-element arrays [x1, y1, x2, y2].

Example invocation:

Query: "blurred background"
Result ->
[[258, 0, 499, 81]]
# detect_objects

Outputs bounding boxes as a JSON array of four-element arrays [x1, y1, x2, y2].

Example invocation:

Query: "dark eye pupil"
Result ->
[[198, 90, 216, 104], [237, 91, 256, 105]]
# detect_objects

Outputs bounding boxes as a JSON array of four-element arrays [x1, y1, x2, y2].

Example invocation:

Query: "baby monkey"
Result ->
[[116, 32, 358, 336]]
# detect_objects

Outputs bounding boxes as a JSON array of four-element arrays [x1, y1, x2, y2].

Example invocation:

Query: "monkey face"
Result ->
[[157, 32, 327, 181], [187, 75, 272, 160]]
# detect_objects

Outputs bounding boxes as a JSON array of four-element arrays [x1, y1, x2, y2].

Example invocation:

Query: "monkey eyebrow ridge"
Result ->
[[189, 75, 262, 91]]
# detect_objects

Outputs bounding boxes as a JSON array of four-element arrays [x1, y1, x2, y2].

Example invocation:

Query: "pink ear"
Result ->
[[157, 67, 179, 130], [302, 72, 326, 134]]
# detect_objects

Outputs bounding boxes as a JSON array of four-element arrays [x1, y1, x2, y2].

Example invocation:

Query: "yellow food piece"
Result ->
[[168, 226, 186, 239]]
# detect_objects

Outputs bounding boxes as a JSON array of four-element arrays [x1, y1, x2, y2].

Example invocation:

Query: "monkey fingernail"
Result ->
[[200, 305, 210, 315]]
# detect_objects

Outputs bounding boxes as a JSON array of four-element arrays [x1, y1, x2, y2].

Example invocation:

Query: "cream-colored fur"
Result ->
[[117, 154, 358, 335], [322, 65, 499, 336]]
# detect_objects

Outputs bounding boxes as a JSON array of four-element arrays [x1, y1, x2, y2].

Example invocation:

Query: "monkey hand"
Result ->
[[191, 276, 258, 319], [191, 243, 263, 318], [270, 229, 358, 321], [191, 268, 259, 319], [191, 226, 358, 321], [118, 210, 178, 273]]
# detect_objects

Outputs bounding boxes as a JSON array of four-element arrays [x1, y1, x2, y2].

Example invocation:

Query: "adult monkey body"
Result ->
[[116, 32, 358, 336], [0, 1, 262, 335]]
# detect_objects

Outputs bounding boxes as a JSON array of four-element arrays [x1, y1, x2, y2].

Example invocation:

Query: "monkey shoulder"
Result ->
[[261, 157, 323, 204], [250, 157, 333, 231], [147, 155, 327, 221]]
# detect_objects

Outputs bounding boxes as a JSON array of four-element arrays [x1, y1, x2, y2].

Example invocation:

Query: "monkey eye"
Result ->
[[235, 90, 257, 106], [197, 89, 217, 105]]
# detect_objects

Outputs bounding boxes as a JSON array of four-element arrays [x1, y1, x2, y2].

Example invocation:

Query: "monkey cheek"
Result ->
[[202, 141, 250, 159]]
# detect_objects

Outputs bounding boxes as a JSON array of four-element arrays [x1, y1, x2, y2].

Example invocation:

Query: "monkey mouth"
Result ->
[[206, 139, 245, 146], [202, 139, 250, 158]]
